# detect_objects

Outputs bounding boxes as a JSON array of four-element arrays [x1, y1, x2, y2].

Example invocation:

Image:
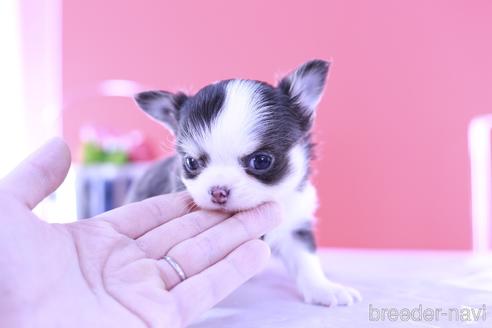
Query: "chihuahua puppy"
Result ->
[[128, 60, 361, 306]]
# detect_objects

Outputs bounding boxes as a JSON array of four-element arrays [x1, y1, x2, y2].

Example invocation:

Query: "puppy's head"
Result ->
[[135, 60, 329, 211]]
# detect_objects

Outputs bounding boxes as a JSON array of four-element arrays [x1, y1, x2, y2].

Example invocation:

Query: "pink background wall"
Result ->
[[62, 0, 492, 249]]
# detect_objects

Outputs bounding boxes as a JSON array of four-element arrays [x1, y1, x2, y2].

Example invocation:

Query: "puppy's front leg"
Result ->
[[269, 223, 362, 306]]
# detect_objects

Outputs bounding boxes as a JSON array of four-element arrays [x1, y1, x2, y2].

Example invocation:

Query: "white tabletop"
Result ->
[[191, 249, 492, 327]]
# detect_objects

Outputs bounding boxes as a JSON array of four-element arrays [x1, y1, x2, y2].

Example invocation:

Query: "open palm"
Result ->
[[0, 139, 280, 328]]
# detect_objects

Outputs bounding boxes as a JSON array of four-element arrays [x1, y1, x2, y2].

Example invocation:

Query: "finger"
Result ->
[[0, 138, 71, 209], [171, 239, 270, 325], [161, 203, 281, 288], [136, 210, 231, 259], [96, 192, 194, 238]]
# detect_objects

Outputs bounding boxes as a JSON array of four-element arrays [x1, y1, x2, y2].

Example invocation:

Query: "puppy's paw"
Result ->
[[300, 280, 362, 307]]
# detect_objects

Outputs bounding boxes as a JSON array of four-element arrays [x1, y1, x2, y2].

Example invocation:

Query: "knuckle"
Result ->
[[223, 254, 247, 280], [135, 238, 150, 254], [196, 235, 216, 266], [188, 212, 206, 233], [232, 215, 254, 238], [143, 200, 165, 222]]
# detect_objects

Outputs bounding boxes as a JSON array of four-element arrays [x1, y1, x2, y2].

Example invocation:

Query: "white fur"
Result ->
[[182, 143, 309, 212], [273, 234, 362, 306], [181, 81, 307, 211], [179, 80, 265, 160], [205, 80, 266, 160], [264, 183, 362, 306], [180, 80, 361, 306]]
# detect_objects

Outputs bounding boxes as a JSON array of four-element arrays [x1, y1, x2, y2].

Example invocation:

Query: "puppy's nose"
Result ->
[[209, 186, 230, 205]]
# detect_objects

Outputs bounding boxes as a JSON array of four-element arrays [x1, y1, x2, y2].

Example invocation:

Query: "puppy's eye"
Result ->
[[184, 156, 200, 171], [249, 154, 273, 171]]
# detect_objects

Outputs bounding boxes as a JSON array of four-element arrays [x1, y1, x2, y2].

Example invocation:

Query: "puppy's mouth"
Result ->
[[196, 198, 261, 214], [203, 203, 249, 213]]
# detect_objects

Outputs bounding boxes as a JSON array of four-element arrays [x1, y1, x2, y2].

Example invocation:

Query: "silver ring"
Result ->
[[162, 255, 187, 282]]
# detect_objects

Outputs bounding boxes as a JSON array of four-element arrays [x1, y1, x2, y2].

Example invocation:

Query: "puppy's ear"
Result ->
[[278, 59, 330, 115], [134, 90, 188, 134]]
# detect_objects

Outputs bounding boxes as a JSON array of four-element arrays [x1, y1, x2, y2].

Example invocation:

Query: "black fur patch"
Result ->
[[234, 81, 306, 185], [293, 223, 317, 252], [297, 134, 316, 190], [176, 82, 227, 179], [177, 81, 228, 142], [175, 60, 328, 187]]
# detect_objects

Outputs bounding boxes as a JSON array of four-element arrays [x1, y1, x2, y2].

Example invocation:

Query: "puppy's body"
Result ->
[[128, 61, 361, 306], [128, 156, 184, 199]]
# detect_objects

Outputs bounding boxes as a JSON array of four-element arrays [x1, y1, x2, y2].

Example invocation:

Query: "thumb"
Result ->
[[0, 138, 71, 209]]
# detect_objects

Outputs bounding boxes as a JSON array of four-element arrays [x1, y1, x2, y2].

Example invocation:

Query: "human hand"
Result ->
[[0, 139, 281, 327]]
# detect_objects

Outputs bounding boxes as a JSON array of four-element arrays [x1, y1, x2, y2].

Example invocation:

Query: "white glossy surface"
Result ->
[[191, 249, 492, 327]]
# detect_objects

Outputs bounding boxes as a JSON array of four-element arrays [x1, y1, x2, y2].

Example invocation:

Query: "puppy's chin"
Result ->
[[193, 198, 265, 213]]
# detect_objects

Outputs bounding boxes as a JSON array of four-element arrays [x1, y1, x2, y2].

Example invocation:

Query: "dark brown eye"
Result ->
[[249, 154, 273, 171], [185, 156, 200, 171]]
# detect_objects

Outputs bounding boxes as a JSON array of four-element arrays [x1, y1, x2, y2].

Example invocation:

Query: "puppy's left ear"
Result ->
[[278, 59, 330, 115]]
